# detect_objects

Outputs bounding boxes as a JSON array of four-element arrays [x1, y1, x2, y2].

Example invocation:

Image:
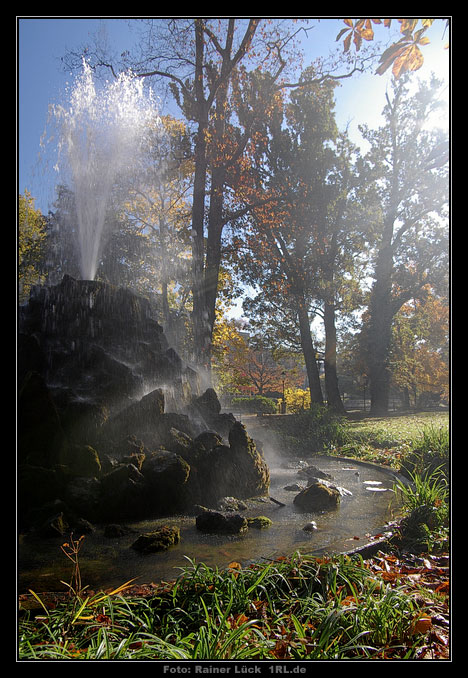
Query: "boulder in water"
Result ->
[[196, 511, 248, 534], [131, 526, 180, 553], [294, 480, 341, 511]]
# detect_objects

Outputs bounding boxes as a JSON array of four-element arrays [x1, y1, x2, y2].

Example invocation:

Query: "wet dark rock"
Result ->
[[65, 444, 102, 478], [18, 465, 63, 517], [192, 504, 210, 515], [307, 477, 352, 497], [247, 516, 272, 529], [99, 464, 147, 520], [105, 388, 165, 439], [18, 277, 270, 527], [18, 371, 69, 468], [141, 450, 190, 495], [131, 526, 180, 553], [37, 512, 69, 537], [217, 497, 248, 512], [196, 511, 248, 534], [194, 430, 222, 451], [195, 387, 221, 416], [59, 399, 109, 446], [297, 465, 333, 481], [104, 524, 127, 538], [64, 476, 102, 520], [191, 388, 236, 437], [227, 422, 270, 498], [284, 483, 306, 492], [186, 423, 270, 508], [293, 480, 341, 511], [73, 518, 95, 535], [17, 333, 46, 382]]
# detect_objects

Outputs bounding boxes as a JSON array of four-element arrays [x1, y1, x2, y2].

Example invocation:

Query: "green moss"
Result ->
[[131, 526, 180, 554], [247, 516, 272, 529]]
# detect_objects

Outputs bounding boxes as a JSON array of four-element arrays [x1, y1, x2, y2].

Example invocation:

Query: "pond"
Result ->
[[18, 455, 402, 593]]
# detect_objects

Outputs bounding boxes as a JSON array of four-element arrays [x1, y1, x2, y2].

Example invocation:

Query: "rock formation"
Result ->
[[18, 276, 270, 531]]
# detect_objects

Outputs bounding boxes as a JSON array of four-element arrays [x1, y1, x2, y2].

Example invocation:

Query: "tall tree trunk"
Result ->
[[297, 297, 323, 405], [203, 168, 225, 373], [190, 18, 259, 371], [367, 233, 394, 415], [323, 301, 346, 414], [190, 20, 209, 368]]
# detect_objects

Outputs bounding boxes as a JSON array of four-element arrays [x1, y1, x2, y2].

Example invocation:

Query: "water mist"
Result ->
[[52, 61, 159, 280]]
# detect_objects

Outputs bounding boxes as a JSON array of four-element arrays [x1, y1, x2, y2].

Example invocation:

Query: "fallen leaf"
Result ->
[[411, 616, 432, 635]]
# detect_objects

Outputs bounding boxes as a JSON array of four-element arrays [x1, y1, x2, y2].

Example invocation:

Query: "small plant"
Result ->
[[60, 533, 87, 598], [394, 465, 448, 514], [401, 423, 450, 479], [393, 465, 449, 553]]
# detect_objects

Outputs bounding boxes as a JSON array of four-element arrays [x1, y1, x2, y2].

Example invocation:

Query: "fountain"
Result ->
[[51, 60, 158, 280]]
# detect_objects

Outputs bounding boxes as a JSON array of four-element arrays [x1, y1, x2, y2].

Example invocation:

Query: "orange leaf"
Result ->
[[381, 571, 400, 582], [234, 613, 249, 626], [341, 595, 359, 607], [399, 18, 419, 34], [411, 617, 432, 635], [392, 44, 424, 78]]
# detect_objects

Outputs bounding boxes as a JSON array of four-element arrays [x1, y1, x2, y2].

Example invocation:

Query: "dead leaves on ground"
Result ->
[[365, 551, 450, 659]]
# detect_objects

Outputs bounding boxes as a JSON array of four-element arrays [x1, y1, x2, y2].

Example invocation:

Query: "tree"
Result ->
[[18, 191, 47, 302], [360, 74, 449, 414], [391, 289, 449, 407], [232, 73, 369, 411], [116, 113, 194, 347]]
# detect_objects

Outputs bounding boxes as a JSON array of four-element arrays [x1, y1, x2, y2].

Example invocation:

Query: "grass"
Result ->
[[19, 551, 445, 660], [257, 408, 449, 472]]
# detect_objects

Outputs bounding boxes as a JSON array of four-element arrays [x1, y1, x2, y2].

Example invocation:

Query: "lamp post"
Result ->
[[358, 374, 368, 412], [281, 370, 286, 414]]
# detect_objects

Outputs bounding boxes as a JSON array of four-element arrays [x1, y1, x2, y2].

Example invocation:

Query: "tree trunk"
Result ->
[[323, 301, 346, 414], [297, 298, 323, 405], [196, 171, 225, 380], [190, 21, 209, 368], [367, 236, 394, 415]]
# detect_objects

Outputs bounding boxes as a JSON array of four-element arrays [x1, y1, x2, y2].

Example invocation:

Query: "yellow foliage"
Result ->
[[284, 387, 310, 413]]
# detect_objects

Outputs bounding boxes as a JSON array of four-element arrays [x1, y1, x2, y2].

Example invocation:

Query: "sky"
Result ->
[[17, 17, 450, 216]]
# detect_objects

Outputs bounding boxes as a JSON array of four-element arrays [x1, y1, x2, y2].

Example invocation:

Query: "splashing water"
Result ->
[[52, 61, 158, 280]]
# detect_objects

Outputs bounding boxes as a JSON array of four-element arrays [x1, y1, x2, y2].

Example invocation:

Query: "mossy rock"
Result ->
[[196, 511, 248, 534], [38, 511, 70, 537], [66, 444, 102, 478], [247, 516, 272, 529], [293, 480, 340, 511], [131, 526, 180, 554]]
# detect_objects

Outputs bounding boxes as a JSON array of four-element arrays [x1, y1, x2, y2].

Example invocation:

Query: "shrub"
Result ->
[[264, 404, 350, 453], [401, 423, 450, 480], [284, 388, 310, 413], [231, 396, 277, 414]]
